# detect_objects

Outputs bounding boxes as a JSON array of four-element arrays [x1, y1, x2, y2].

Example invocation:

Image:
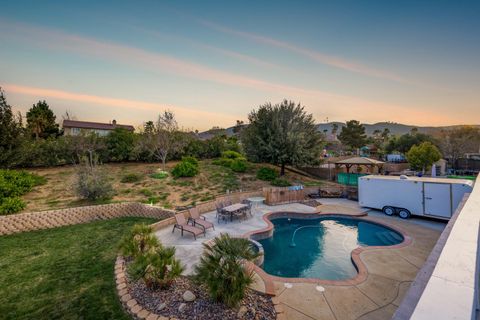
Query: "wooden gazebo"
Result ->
[[334, 157, 385, 174]]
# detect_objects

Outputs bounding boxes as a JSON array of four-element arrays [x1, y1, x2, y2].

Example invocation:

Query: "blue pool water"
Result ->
[[258, 216, 404, 280]]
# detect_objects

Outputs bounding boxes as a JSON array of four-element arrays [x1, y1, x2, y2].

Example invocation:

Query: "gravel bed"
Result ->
[[128, 275, 276, 320]]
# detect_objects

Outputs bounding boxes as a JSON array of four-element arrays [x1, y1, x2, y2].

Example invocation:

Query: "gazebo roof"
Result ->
[[335, 157, 385, 166]]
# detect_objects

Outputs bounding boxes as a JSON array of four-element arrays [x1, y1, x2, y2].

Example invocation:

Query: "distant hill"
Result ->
[[198, 122, 479, 139], [316, 122, 480, 136]]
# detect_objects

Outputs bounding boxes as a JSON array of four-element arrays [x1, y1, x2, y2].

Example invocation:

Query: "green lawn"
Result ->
[[0, 217, 157, 320]]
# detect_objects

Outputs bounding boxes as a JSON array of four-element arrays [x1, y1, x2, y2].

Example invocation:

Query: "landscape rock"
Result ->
[[237, 306, 248, 318], [156, 302, 166, 312], [178, 303, 187, 312], [182, 290, 196, 302]]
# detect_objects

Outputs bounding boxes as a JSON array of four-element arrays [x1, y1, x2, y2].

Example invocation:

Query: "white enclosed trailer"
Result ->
[[358, 175, 474, 219]]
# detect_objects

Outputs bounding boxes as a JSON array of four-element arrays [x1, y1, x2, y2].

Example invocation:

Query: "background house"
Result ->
[[63, 119, 134, 136]]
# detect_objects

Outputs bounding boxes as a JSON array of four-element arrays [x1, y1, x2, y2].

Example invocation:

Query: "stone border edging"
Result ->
[[244, 211, 412, 288]]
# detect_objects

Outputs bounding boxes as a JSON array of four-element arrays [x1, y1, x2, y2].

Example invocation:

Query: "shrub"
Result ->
[[270, 178, 291, 187], [221, 150, 243, 159], [150, 171, 168, 179], [120, 173, 142, 183], [171, 161, 198, 178], [118, 224, 159, 258], [194, 234, 259, 307], [0, 197, 26, 215], [181, 156, 199, 167], [212, 157, 234, 167], [0, 169, 44, 214], [120, 224, 183, 289], [256, 167, 278, 181], [75, 156, 113, 201], [230, 159, 247, 172]]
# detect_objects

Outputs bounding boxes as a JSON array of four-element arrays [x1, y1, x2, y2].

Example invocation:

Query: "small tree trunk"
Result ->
[[162, 157, 166, 171], [280, 163, 285, 176]]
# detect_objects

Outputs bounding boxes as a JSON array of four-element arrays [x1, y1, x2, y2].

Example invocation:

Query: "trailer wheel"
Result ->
[[398, 208, 411, 219], [382, 206, 396, 216]]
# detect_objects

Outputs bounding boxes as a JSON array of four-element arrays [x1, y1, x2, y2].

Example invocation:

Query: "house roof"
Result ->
[[335, 157, 385, 165], [62, 120, 134, 131]]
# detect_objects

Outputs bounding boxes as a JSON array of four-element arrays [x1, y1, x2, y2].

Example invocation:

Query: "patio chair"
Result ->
[[188, 207, 215, 232], [215, 202, 230, 223], [241, 199, 253, 217], [172, 213, 205, 240]]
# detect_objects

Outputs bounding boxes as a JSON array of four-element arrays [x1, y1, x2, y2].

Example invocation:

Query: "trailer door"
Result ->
[[423, 183, 452, 218]]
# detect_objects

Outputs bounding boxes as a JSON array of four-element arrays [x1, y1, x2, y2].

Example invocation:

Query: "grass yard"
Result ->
[[21, 160, 335, 212], [0, 217, 157, 320]]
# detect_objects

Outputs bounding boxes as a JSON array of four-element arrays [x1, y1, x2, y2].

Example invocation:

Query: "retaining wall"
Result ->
[[0, 202, 175, 236]]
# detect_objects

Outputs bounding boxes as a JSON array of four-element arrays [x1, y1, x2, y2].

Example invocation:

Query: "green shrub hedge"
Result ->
[[0, 169, 45, 215], [256, 167, 278, 181], [270, 178, 291, 187], [230, 159, 247, 172]]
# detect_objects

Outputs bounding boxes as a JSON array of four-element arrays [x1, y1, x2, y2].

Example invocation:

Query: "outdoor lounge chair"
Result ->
[[188, 207, 215, 232], [172, 213, 205, 240]]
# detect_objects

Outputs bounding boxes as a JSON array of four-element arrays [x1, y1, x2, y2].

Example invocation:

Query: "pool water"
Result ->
[[258, 217, 403, 280]]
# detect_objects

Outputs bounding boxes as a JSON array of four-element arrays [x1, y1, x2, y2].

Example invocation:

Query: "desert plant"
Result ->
[[194, 234, 259, 307], [171, 161, 199, 178], [138, 246, 184, 289], [230, 158, 247, 172], [75, 155, 113, 200], [118, 223, 159, 258], [256, 167, 278, 181], [270, 178, 291, 187], [120, 173, 142, 183]]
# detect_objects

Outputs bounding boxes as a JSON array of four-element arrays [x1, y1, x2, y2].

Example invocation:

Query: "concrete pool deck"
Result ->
[[155, 199, 445, 320]]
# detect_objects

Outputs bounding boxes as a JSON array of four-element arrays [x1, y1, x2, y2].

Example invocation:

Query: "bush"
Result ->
[[0, 197, 26, 215], [120, 224, 183, 289], [0, 169, 44, 215], [118, 224, 159, 258], [150, 171, 168, 179], [120, 173, 142, 183], [194, 234, 258, 307], [171, 161, 199, 178], [181, 156, 199, 167], [75, 156, 113, 201], [221, 151, 243, 159], [256, 167, 278, 181], [271, 178, 291, 187], [230, 159, 247, 172]]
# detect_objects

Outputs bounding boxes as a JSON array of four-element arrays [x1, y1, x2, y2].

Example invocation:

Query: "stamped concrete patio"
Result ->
[[155, 199, 445, 320]]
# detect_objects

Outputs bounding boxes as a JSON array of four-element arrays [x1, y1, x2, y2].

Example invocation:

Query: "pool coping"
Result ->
[[243, 210, 413, 293]]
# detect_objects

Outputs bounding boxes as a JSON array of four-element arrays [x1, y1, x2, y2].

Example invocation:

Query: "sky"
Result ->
[[0, 0, 479, 131]]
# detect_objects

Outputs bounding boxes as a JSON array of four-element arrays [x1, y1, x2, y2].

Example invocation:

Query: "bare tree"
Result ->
[[139, 111, 186, 170], [440, 126, 480, 170]]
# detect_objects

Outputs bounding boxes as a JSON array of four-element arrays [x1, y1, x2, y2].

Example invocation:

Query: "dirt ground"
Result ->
[[22, 160, 339, 213]]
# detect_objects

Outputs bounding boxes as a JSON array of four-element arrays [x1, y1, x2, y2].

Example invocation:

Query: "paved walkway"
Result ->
[[155, 199, 444, 320]]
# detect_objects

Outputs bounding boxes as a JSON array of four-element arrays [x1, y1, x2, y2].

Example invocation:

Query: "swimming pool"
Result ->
[[257, 216, 404, 280]]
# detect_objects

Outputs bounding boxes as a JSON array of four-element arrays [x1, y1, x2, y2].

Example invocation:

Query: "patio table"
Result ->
[[222, 203, 249, 221]]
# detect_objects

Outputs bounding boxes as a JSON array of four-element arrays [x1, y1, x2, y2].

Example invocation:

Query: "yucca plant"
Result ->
[[118, 223, 159, 258], [194, 234, 259, 308], [128, 245, 184, 289]]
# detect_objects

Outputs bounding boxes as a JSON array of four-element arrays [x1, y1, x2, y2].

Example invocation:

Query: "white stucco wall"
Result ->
[[410, 181, 479, 320]]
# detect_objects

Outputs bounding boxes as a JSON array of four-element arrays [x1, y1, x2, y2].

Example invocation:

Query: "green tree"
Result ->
[[26, 100, 59, 139], [242, 100, 323, 175], [406, 141, 442, 172], [106, 128, 136, 161], [0, 88, 23, 167], [386, 132, 437, 154], [338, 120, 367, 151]]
